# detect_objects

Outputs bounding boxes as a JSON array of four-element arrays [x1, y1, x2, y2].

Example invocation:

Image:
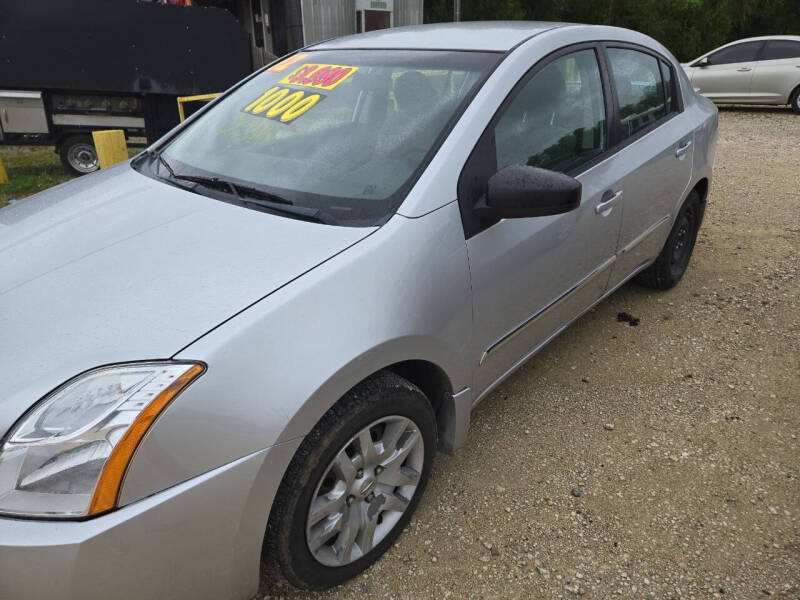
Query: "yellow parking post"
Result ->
[[176, 93, 221, 122], [92, 130, 128, 169], [0, 155, 8, 184]]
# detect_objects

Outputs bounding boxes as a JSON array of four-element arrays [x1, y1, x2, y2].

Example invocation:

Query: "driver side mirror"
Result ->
[[694, 56, 710, 67], [473, 165, 581, 220]]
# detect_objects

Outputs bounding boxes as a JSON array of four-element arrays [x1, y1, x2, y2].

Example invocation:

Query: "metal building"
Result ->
[[196, 0, 424, 69]]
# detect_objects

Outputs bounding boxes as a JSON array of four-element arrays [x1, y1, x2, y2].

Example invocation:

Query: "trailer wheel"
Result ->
[[59, 135, 99, 175]]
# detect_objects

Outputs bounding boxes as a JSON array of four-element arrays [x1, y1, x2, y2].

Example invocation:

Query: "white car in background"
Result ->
[[682, 35, 800, 112]]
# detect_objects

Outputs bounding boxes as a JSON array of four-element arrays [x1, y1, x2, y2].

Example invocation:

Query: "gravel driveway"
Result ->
[[259, 107, 800, 600]]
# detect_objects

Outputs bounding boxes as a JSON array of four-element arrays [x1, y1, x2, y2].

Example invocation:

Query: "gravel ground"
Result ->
[[259, 106, 800, 600]]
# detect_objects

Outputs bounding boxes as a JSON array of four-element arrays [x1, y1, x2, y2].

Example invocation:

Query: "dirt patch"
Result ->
[[259, 106, 799, 599], [617, 312, 641, 327]]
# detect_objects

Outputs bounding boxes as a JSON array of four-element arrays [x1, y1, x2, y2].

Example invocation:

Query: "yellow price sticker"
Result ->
[[279, 63, 359, 90], [266, 53, 310, 73], [242, 86, 324, 123]]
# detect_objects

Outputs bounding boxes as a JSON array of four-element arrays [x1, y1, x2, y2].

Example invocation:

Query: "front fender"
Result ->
[[119, 203, 473, 506]]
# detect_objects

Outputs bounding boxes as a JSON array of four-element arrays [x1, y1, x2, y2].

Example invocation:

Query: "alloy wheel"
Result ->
[[305, 415, 424, 567]]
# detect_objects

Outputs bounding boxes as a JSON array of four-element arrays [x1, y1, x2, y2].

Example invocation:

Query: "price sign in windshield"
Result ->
[[280, 63, 359, 90], [242, 86, 324, 123]]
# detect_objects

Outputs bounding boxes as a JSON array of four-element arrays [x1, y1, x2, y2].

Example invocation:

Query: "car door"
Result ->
[[690, 41, 765, 102], [750, 39, 800, 103], [603, 46, 695, 289], [459, 45, 623, 398]]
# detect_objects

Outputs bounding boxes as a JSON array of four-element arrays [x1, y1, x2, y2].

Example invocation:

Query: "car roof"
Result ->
[[717, 35, 800, 48], [311, 21, 569, 52], [732, 35, 800, 42]]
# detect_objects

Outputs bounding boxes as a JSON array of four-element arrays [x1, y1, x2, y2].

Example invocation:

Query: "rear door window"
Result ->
[[607, 48, 667, 139], [762, 40, 800, 60], [660, 60, 679, 113]]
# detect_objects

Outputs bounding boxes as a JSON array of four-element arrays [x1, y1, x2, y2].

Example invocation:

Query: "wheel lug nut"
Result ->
[[375, 465, 383, 475], [365, 492, 375, 502], [346, 495, 355, 506], [355, 468, 364, 479]]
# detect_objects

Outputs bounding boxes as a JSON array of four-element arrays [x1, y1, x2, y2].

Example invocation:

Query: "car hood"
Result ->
[[0, 164, 375, 437]]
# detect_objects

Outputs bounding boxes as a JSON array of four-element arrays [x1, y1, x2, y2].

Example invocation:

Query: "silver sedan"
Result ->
[[0, 22, 717, 599], [682, 35, 800, 112]]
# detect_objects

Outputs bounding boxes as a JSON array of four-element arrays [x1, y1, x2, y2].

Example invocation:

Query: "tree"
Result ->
[[424, 0, 800, 61]]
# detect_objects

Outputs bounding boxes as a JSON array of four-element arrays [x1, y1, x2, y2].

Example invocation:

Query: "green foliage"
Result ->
[[425, 0, 800, 61], [0, 145, 143, 208], [0, 146, 71, 209]]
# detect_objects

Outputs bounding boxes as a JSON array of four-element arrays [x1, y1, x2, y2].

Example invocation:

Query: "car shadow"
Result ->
[[715, 104, 793, 114]]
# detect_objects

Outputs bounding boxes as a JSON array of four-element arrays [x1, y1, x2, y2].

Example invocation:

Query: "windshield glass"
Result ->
[[149, 50, 500, 225]]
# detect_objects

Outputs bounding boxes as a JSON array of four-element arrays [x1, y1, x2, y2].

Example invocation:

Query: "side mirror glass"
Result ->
[[473, 165, 581, 220]]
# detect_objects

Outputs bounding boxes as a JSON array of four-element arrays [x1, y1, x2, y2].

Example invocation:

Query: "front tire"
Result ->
[[636, 190, 702, 290], [263, 372, 436, 590], [58, 135, 99, 175]]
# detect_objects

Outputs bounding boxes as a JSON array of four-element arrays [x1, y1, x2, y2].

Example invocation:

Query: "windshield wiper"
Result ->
[[153, 152, 254, 196], [229, 190, 338, 225], [151, 151, 337, 225]]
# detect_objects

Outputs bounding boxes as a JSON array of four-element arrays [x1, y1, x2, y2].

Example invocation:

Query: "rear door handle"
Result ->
[[675, 140, 692, 158], [596, 190, 622, 215], [736, 67, 752, 72]]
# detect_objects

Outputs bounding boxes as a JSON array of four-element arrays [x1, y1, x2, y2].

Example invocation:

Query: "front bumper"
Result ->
[[0, 440, 301, 600]]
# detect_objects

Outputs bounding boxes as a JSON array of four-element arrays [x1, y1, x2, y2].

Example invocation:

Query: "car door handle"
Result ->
[[675, 140, 692, 158], [736, 67, 752, 72], [595, 190, 622, 215]]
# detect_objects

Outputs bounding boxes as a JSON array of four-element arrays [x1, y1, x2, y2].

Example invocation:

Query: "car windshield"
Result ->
[[143, 49, 500, 226]]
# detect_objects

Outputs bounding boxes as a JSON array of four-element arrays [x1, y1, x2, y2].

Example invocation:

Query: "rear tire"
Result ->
[[263, 371, 436, 590], [58, 135, 99, 175], [790, 86, 800, 115], [636, 190, 702, 290]]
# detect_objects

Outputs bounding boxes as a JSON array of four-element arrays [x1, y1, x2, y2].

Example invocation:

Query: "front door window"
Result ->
[[705, 41, 763, 65], [493, 49, 607, 174]]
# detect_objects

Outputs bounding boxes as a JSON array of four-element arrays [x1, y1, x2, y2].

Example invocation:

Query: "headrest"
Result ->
[[394, 70, 437, 113]]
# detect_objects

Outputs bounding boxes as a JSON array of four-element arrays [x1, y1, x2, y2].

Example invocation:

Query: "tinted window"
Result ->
[[706, 41, 763, 65], [494, 49, 606, 174], [660, 60, 677, 113], [607, 48, 666, 139], [762, 40, 800, 60]]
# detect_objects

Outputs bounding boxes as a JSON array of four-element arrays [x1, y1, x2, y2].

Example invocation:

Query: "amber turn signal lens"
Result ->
[[88, 363, 204, 515]]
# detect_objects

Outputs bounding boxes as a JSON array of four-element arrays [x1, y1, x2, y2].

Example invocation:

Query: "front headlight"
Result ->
[[0, 362, 204, 519]]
